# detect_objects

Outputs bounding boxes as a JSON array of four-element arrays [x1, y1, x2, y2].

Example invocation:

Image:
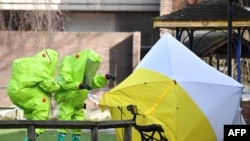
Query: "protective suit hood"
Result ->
[[63, 49, 101, 86], [34, 49, 59, 77]]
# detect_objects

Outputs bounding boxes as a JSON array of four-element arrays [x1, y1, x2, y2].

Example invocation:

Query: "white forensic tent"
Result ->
[[99, 32, 245, 141]]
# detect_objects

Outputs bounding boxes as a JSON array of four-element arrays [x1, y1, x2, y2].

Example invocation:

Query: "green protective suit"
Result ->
[[7, 49, 60, 135], [54, 49, 108, 135]]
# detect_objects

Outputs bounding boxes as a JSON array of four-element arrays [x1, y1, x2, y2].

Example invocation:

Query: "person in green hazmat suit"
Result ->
[[7, 49, 60, 141], [54, 49, 115, 141]]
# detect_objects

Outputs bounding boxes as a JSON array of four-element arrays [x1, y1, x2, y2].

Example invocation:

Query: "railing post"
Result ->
[[123, 124, 133, 141], [27, 124, 36, 141], [91, 126, 98, 141]]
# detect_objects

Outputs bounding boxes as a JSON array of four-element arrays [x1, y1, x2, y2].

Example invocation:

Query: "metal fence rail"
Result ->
[[0, 120, 135, 141]]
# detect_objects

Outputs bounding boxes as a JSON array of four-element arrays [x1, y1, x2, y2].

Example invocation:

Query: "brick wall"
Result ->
[[242, 100, 250, 124], [159, 0, 174, 36]]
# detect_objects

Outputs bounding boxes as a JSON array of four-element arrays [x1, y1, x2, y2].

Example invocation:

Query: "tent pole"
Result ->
[[237, 28, 241, 82], [176, 27, 180, 40], [216, 55, 219, 70], [227, 0, 232, 76]]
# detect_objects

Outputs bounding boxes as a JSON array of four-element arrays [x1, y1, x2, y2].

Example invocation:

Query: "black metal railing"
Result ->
[[0, 120, 135, 141]]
